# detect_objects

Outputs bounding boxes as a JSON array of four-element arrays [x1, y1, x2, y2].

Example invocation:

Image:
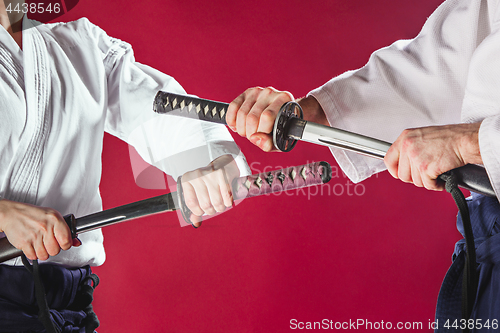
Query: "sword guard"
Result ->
[[273, 101, 303, 152], [176, 176, 198, 228], [63, 214, 77, 238]]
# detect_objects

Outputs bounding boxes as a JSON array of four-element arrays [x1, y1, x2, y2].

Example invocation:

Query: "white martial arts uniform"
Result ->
[[309, 0, 500, 198], [0, 18, 248, 267], [309, 0, 500, 325]]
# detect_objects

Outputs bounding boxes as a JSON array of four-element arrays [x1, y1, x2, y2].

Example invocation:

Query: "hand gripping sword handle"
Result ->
[[177, 161, 332, 227], [0, 162, 333, 259], [0, 214, 77, 264], [153, 92, 304, 152], [154, 92, 495, 197], [154, 91, 229, 124]]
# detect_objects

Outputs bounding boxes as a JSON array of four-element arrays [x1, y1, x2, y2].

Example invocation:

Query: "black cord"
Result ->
[[441, 171, 478, 333], [21, 255, 60, 333]]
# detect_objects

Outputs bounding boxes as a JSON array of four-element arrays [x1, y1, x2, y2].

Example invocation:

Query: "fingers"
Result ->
[[410, 163, 423, 188], [384, 128, 454, 191], [0, 201, 76, 261], [17, 224, 66, 261], [22, 243, 37, 261], [180, 155, 240, 227], [189, 214, 203, 228], [384, 143, 400, 180], [33, 235, 50, 261], [183, 180, 213, 216], [397, 154, 412, 184], [53, 213, 73, 251], [227, 86, 293, 150], [227, 92, 244, 131], [33, 210, 73, 260], [249, 133, 275, 152], [182, 169, 232, 217], [182, 181, 205, 217]]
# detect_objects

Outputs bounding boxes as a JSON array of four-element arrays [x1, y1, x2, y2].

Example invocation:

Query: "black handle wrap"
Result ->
[[154, 91, 229, 124]]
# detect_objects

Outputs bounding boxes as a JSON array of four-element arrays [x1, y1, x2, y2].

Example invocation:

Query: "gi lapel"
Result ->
[[6, 20, 51, 205], [0, 46, 24, 89]]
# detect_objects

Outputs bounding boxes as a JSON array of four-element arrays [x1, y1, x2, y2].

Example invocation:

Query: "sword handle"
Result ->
[[438, 164, 495, 197], [177, 161, 332, 227], [154, 91, 305, 152], [154, 91, 229, 124], [0, 214, 77, 264], [0, 237, 22, 263], [232, 161, 331, 199]]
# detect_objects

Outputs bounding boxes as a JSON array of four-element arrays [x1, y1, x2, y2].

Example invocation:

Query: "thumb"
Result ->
[[249, 133, 277, 152], [190, 214, 203, 228]]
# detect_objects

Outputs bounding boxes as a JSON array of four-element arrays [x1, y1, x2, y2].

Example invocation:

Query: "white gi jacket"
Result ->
[[0, 18, 248, 267], [309, 0, 500, 198]]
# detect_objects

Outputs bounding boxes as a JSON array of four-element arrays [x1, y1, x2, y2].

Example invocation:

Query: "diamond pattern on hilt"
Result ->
[[265, 173, 274, 186], [254, 176, 263, 189], [276, 171, 286, 184], [300, 166, 307, 180], [289, 169, 296, 181], [244, 179, 252, 190]]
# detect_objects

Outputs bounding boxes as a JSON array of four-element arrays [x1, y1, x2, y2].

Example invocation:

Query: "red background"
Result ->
[[58, 0, 461, 332]]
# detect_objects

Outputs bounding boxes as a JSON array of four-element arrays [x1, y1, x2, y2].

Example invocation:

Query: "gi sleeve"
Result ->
[[308, 0, 499, 189], [84, 20, 249, 180], [479, 116, 500, 197], [461, 13, 500, 198]]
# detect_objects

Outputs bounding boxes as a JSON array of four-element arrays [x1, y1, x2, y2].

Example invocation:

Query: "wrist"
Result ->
[[297, 96, 329, 126], [459, 122, 483, 165]]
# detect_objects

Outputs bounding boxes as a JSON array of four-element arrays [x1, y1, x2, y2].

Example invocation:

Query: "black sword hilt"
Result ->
[[153, 92, 305, 149], [438, 165, 495, 197], [154, 91, 229, 124]]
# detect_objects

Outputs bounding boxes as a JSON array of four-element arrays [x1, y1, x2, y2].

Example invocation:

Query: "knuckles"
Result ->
[[198, 200, 215, 214], [246, 112, 260, 127], [184, 196, 201, 213], [260, 109, 277, 128], [47, 247, 62, 257]]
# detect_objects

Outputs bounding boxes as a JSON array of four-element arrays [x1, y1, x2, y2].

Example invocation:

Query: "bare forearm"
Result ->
[[296, 96, 329, 126], [458, 122, 482, 165]]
